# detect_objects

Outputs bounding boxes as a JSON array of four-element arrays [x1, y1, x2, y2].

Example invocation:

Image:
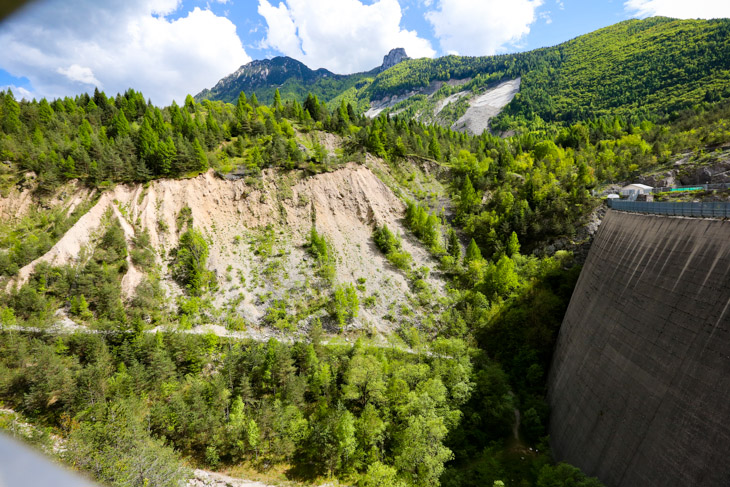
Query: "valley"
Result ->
[[0, 14, 729, 487]]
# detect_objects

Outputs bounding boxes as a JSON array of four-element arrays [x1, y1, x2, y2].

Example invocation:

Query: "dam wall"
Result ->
[[548, 209, 730, 487]]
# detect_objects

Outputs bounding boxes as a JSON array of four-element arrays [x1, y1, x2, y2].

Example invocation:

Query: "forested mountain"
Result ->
[[198, 17, 730, 133], [497, 16, 730, 127], [1, 14, 730, 487], [195, 56, 361, 107]]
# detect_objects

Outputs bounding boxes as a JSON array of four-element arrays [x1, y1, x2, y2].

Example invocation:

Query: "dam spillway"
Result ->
[[548, 209, 730, 487]]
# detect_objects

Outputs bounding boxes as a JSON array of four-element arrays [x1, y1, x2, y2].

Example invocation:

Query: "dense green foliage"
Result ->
[[0, 196, 97, 276], [0, 330, 477, 486], [172, 228, 213, 296], [502, 17, 730, 126], [370, 18, 730, 128], [3, 215, 130, 326], [0, 86, 354, 195]]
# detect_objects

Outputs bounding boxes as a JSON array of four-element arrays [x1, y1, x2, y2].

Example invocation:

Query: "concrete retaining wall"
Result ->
[[548, 210, 730, 487]]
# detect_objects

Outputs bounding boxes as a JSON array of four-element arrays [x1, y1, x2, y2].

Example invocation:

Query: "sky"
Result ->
[[1, 0, 729, 105]]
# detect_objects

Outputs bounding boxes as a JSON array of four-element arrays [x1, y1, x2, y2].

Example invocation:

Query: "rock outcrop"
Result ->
[[380, 48, 409, 72]]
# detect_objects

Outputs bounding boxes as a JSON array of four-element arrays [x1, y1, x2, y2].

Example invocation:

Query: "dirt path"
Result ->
[[189, 469, 278, 487], [2, 321, 450, 361]]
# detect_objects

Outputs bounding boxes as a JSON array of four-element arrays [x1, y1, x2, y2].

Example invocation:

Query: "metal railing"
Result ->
[[607, 199, 730, 218], [651, 182, 730, 193]]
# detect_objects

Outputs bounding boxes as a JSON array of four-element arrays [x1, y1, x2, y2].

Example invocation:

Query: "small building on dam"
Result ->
[[548, 207, 730, 487]]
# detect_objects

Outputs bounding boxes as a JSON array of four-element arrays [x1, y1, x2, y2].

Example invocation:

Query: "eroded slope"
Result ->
[[12, 163, 445, 337]]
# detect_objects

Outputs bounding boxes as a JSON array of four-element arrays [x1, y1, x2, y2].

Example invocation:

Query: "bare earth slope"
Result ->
[[451, 78, 521, 134], [14, 163, 444, 336]]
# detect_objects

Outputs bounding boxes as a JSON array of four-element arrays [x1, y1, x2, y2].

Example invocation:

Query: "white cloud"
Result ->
[[258, 0, 435, 73], [425, 0, 544, 56], [625, 0, 730, 19], [0, 0, 251, 105], [57, 65, 101, 86]]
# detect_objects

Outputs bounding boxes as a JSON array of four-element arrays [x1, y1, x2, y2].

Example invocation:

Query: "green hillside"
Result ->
[[197, 17, 730, 131], [362, 17, 730, 128], [501, 17, 730, 125]]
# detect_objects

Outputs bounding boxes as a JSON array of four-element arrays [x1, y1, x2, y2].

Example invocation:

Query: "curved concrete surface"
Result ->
[[548, 210, 730, 487]]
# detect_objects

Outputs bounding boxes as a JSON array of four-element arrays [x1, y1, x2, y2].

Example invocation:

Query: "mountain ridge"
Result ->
[[197, 17, 730, 133], [195, 47, 412, 106]]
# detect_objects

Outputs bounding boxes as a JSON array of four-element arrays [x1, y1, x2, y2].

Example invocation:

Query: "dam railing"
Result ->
[[607, 199, 730, 218], [651, 183, 730, 193]]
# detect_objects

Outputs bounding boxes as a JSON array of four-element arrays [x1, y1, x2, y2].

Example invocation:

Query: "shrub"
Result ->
[[329, 283, 359, 330], [307, 226, 335, 283], [172, 228, 213, 296], [373, 225, 412, 271]]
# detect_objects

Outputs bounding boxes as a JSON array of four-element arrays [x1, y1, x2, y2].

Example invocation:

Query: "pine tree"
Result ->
[[192, 138, 208, 172], [506, 231, 520, 257], [394, 137, 407, 158], [158, 136, 176, 176], [236, 91, 249, 122], [428, 136, 442, 160], [184, 94, 196, 112], [458, 176, 478, 218], [338, 99, 350, 124], [304, 93, 321, 121], [367, 128, 386, 158], [206, 111, 220, 135], [38, 98, 54, 126], [273, 89, 283, 111], [447, 227, 461, 260], [112, 110, 130, 139], [137, 117, 158, 167], [465, 239, 482, 263], [2, 90, 21, 134], [79, 119, 93, 151]]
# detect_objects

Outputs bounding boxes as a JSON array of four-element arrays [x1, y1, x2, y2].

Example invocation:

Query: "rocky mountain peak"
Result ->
[[380, 48, 409, 72]]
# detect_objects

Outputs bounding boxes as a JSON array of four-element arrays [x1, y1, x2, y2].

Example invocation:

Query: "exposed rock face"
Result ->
[[548, 210, 730, 487], [635, 150, 730, 188], [380, 48, 409, 72]]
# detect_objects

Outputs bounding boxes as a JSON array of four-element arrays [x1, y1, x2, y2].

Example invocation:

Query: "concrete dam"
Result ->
[[548, 209, 730, 487]]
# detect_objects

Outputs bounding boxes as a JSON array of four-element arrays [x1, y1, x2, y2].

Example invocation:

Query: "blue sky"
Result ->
[[1, 0, 729, 104], [205, 0, 628, 62]]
